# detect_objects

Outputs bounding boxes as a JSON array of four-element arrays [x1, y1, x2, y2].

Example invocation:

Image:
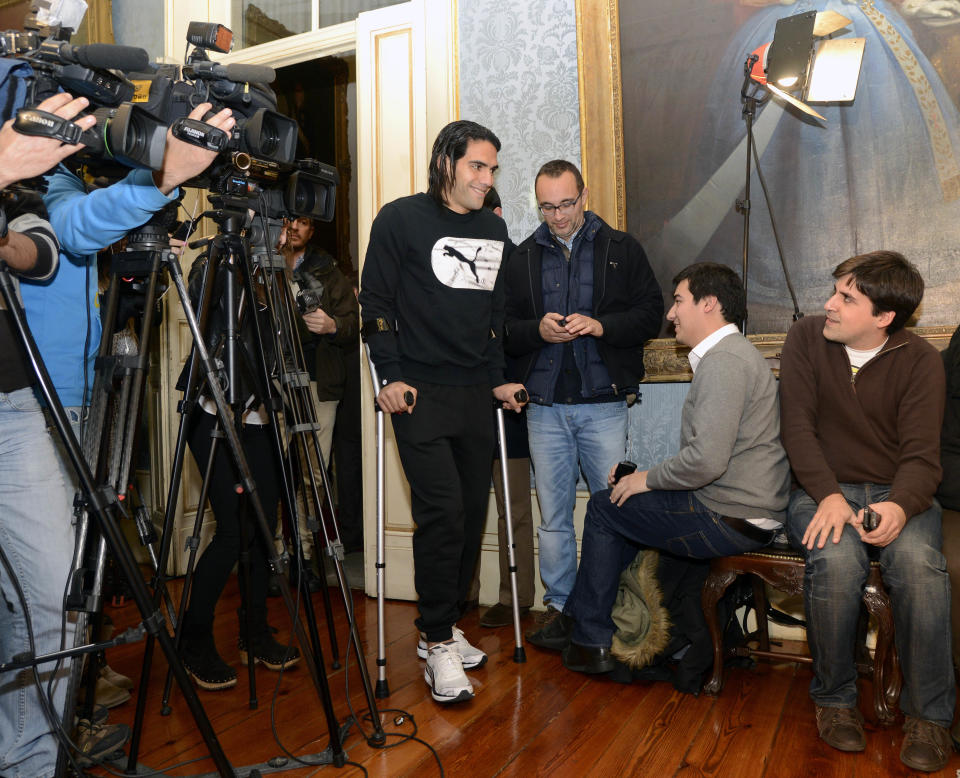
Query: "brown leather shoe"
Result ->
[[524, 608, 573, 650], [815, 705, 865, 752], [901, 717, 952, 772], [480, 602, 530, 628]]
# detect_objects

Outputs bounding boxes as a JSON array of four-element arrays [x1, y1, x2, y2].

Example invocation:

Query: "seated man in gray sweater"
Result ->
[[527, 262, 790, 674]]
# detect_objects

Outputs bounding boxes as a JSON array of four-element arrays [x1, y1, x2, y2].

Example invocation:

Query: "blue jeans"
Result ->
[[786, 485, 955, 726], [0, 388, 76, 778], [527, 401, 627, 609], [565, 488, 769, 647]]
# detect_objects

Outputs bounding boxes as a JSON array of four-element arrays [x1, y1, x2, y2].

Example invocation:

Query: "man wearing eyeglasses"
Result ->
[[503, 159, 663, 644]]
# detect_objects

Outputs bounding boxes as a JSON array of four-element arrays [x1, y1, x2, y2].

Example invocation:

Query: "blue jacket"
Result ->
[[503, 213, 663, 404], [20, 167, 177, 406]]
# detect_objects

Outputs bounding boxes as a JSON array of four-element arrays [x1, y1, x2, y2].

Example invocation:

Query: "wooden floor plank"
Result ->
[[681, 661, 795, 777], [86, 574, 960, 778], [584, 677, 715, 777]]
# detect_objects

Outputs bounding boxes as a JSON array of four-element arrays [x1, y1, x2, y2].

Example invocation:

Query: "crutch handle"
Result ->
[[493, 388, 529, 409]]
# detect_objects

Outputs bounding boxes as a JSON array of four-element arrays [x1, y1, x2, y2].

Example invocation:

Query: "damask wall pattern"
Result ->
[[460, 2, 685, 483], [458, 0, 581, 241]]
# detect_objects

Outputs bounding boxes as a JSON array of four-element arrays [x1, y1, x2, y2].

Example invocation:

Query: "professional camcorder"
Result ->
[[0, 3, 337, 222]]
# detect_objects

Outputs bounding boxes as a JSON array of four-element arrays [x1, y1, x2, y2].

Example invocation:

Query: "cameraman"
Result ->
[[20, 102, 234, 437], [0, 92, 98, 778]]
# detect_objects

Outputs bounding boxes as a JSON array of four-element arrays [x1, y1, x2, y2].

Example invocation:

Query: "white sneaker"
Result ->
[[417, 625, 487, 669], [424, 644, 474, 704]]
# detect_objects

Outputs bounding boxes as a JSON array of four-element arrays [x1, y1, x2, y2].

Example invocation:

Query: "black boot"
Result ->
[[180, 632, 237, 691], [237, 605, 301, 671], [238, 631, 301, 671]]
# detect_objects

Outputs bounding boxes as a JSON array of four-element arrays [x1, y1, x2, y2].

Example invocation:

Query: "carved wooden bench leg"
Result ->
[[864, 572, 899, 724], [702, 568, 738, 694]]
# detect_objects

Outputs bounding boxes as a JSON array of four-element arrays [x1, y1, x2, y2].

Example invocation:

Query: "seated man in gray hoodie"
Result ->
[[527, 262, 790, 674]]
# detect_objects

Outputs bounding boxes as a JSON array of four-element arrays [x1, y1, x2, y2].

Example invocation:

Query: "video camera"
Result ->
[[0, 3, 337, 222], [0, 1, 166, 172]]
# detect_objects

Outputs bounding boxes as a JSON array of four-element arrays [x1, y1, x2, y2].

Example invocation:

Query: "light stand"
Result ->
[[736, 9, 865, 332]]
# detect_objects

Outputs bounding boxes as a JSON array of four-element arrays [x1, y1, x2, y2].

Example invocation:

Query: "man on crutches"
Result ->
[[359, 120, 526, 704]]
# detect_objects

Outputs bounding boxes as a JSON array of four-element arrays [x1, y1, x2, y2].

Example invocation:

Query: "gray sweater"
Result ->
[[646, 332, 790, 521]]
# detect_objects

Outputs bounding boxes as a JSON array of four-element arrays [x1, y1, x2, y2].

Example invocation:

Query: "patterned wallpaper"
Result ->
[[459, 0, 581, 242], [460, 1, 683, 481]]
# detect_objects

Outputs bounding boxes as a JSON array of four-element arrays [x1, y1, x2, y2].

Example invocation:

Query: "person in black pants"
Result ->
[[359, 120, 526, 704], [333, 322, 363, 553], [178, 256, 301, 691]]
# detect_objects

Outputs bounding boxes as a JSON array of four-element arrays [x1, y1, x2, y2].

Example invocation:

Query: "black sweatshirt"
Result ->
[[359, 193, 509, 388]]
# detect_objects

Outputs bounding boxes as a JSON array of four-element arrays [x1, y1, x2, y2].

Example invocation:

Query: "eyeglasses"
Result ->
[[538, 189, 583, 216]]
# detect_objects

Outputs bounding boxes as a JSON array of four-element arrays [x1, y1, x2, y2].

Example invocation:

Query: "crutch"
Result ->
[[495, 389, 529, 663], [362, 342, 412, 698]]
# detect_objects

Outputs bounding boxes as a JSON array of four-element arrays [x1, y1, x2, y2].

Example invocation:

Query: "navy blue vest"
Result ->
[[528, 212, 616, 404]]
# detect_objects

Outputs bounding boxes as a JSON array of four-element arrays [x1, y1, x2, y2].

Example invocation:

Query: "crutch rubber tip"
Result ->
[[513, 647, 527, 663], [375, 679, 390, 698]]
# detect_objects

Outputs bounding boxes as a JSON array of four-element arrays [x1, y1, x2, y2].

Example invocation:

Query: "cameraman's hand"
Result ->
[[0, 93, 96, 189], [153, 102, 235, 195], [302, 307, 336, 335], [377, 381, 416, 414]]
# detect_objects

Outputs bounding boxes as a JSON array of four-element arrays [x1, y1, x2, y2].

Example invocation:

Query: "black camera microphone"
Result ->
[[52, 42, 150, 72], [187, 60, 276, 85], [220, 63, 276, 84]]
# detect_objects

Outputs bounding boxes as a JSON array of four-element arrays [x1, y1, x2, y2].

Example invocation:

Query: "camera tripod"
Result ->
[[0, 256, 235, 776], [122, 198, 384, 770], [6, 198, 383, 776]]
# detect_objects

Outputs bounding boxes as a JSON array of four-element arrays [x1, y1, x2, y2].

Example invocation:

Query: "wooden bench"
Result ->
[[701, 545, 901, 724]]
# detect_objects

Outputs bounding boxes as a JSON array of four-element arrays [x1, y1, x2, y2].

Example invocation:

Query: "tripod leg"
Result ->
[[0, 263, 238, 777], [159, 422, 221, 713], [312, 547, 343, 669], [495, 408, 527, 663], [168, 247, 352, 762], [293, 421, 342, 669], [236, 487, 259, 709]]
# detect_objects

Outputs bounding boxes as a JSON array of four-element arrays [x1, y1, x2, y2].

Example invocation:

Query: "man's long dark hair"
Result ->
[[427, 120, 501, 206]]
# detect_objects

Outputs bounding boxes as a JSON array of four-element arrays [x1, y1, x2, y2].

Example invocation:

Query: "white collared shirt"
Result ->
[[688, 323, 739, 373]]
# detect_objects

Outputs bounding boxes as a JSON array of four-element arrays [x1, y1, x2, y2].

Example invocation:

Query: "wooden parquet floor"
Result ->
[[88, 573, 960, 777]]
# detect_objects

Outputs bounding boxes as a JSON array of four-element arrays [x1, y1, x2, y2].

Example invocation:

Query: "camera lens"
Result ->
[[122, 112, 146, 157], [293, 179, 317, 214], [257, 116, 279, 157]]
